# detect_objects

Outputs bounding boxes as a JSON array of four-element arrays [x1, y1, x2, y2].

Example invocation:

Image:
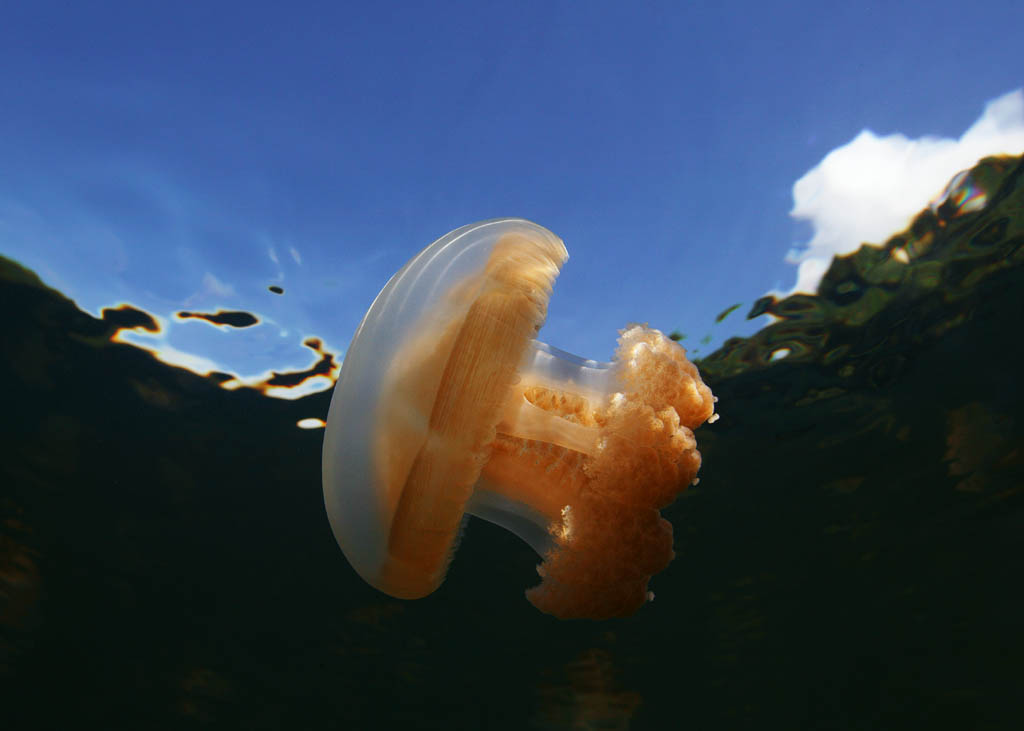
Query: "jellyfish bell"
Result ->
[[322, 218, 716, 619], [322, 219, 564, 598]]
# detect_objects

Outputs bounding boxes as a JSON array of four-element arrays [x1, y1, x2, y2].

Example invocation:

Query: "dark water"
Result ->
[[3, 155, 1023, 729]]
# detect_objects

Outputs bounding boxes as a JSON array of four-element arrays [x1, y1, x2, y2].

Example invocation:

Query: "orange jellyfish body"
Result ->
[[322, 219, 715, 619]]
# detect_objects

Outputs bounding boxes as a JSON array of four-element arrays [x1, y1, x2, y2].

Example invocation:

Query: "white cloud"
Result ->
[[181, 271, 237, 306], [200, 271, 237, 298], [785, 89, 1024, 295]]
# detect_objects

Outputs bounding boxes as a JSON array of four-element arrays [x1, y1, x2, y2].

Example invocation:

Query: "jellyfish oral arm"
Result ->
[[513, 340, 617, 403], [494, 339, 615, 456], [468, 325, 716, 619]]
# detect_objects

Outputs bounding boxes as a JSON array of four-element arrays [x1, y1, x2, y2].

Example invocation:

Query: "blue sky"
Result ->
[[2, 1, 1023, 396]]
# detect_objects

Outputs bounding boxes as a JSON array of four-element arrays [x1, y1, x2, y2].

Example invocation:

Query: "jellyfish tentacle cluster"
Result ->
[[474, 324, 713, 618], [322, 218, 716, 620]]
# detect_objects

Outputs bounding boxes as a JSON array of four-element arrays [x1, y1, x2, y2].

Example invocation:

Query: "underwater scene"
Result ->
[[3, 154, 1022, 729]]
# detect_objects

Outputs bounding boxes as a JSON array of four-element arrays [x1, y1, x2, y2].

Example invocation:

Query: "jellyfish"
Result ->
[[322, 219, 716, 619]]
